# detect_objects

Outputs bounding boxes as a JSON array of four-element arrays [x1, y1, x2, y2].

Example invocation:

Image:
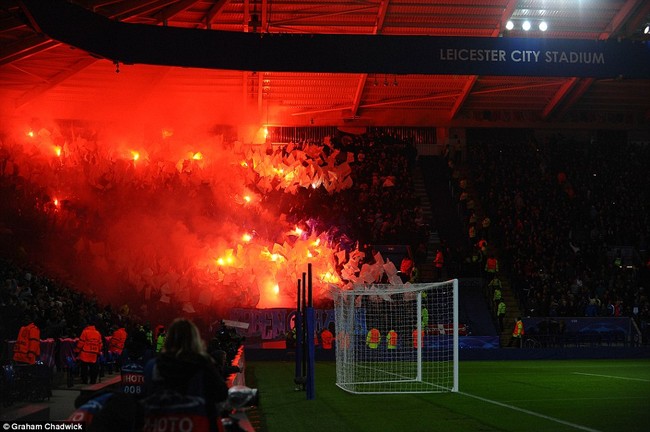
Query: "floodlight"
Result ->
[[505, 20, 514, 30], [539, 21, 548, 31], [522, 21, 531, 31]]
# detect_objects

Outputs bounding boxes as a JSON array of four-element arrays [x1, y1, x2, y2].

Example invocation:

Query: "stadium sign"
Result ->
[[23, 0, 650, 79]]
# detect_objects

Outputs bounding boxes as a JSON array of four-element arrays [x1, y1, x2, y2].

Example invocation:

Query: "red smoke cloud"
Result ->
[[0, 119, 366, 322]]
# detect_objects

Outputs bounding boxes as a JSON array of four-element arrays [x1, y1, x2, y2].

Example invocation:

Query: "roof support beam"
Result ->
[[541, 77, 579, 120], [350, 74, 368, 116], [102, 0, 166, 20], [498, 0, 519, 34], [268, 5, 377, 27], [448, 75, 477, 121], [360, 81, 563, 110], [350, 0, 389, 118], [542, 0, 644, 119], [204, 0, 230, 29], [372, 0, 389, 34], [0, 35, 58, 66], [154, 0, 202, 25], [620, 1, 650, 37], [555, 78, 595, 118], [243, 0, 250, 32], [448, 0, 517, 121], [258, 72, 265, 122], [542, 77, 580, 120], [15, 57, 97, 107], [600, 0, 644, 40], [261, 0, 268, 33]]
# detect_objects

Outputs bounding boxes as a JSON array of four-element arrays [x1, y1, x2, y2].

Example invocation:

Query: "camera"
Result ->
[[219, 386, 259, 432], [226, 385, 259, 410]]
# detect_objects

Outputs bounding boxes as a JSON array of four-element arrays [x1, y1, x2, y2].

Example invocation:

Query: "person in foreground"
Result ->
[[68, 319, 230, 431], [143, 318, 229, 432]]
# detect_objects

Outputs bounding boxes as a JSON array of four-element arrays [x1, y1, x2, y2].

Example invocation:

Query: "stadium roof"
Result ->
[[1, 0, 649, 129]]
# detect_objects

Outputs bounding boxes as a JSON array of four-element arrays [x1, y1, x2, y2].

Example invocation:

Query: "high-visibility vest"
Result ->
[[434, 251, 444, 268], [412, 329, 424, 348], [321, 330, 334, 349], [156, 333, 166, 353], [512, 320, 524, 337], [109, 328, 127, 354], [497, 301, 506, 315], [400, 257, 414, 275], [76, 326, 103, 363], [13, 323, 40, 364], [366, 328, 380, 349], [485, 257, 499, 273], [386, 330, 398, 349], [489, 277, 502, 290]]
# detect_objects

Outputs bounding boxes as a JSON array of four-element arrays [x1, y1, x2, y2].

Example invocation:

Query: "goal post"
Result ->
[[332, 279, 459, 394]]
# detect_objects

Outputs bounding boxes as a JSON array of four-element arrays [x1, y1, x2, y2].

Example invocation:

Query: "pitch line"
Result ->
[[572, 372, 650, 382], [459, 391, 601, 432]]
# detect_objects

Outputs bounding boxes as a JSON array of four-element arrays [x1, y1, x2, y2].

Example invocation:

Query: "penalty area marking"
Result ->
[[572, 372, 650, 382], [459, 391, 601, 432]]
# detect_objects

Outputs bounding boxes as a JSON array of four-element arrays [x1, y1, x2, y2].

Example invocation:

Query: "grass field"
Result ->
[[247, 359, 650, 432]]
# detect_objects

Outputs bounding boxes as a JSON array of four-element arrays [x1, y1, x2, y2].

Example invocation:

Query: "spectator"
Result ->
[[144, 318, 228, 406], [497, 300, 507, 332], [508, 317, 524, 348], [433, 249, 444, 281], [320, 327, 334, 350], [399, 254, 414, 282], [484, 254, 499, 281], [155, 326, 166, 353], [489, 276, 502, 308], [211, 349, 241, 381]]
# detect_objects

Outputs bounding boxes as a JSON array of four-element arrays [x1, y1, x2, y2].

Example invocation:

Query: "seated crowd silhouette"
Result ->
[[1, 130, 649, 425]]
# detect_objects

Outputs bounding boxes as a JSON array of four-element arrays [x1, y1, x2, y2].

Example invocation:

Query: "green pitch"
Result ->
[[247, 359, 650, 432]]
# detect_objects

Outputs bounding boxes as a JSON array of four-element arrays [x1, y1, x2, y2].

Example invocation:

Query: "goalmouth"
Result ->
[[332, 280, 459, 394]]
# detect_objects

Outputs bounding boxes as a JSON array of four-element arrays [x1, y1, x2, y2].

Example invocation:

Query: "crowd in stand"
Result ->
[[457, 136, 649, 341], [3, 126, 650, 428], [262, 130, 427, 258], [1, 128, 429, 428], [1, 129, 430, 360], [4, 128, 650, 370]]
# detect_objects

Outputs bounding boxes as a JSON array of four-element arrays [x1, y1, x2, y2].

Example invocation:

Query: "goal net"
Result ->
[[332, 280, 458, 394]]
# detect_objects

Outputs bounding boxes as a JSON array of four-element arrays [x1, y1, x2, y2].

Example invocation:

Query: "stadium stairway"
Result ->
[[411, 165, 439, 281], [459, 278, 498, 337], [417, 156, 467, 264]]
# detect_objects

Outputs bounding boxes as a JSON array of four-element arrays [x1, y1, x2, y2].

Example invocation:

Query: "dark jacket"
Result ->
[[145, 352, 228, 405]]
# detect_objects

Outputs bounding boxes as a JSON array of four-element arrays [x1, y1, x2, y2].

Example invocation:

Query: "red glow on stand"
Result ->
[[2, 122, 366, 318]]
